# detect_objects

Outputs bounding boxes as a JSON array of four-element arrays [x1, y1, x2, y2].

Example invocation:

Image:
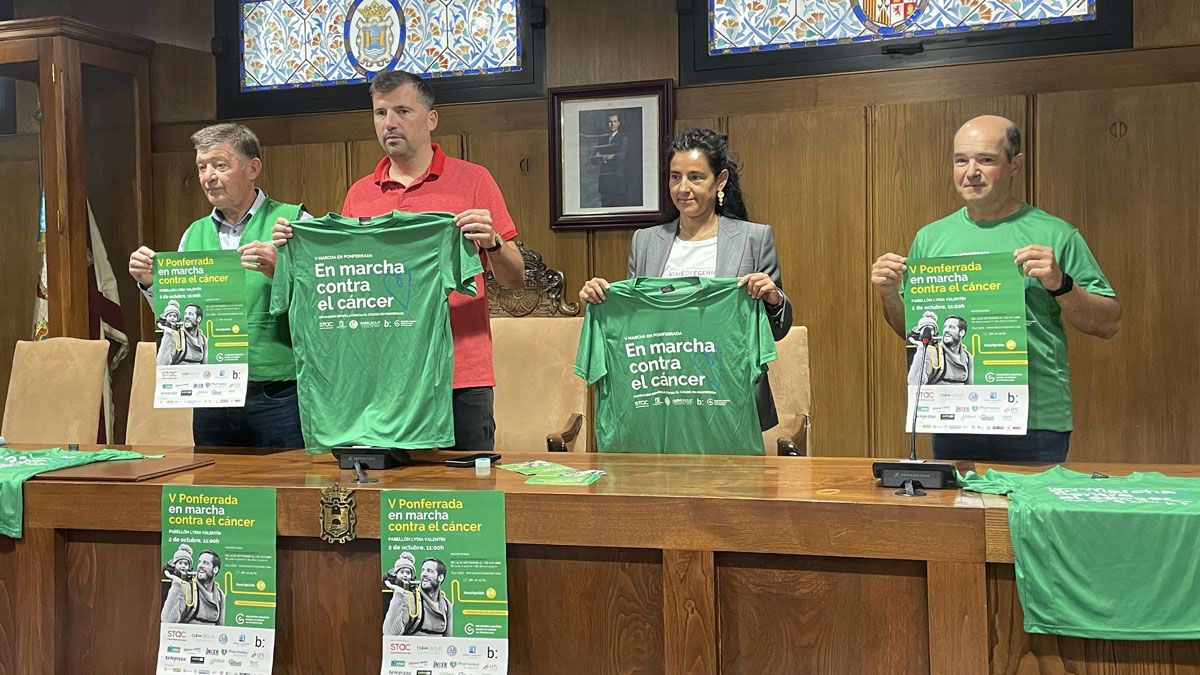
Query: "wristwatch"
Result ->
[[1048, 272, 1074, 297], [483, 236, 504, 253]]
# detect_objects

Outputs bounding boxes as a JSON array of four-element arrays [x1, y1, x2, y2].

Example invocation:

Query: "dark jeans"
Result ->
[[932, 430, 1071, 463], [193, 380, 304, 448], [448, 386, 495, 451]]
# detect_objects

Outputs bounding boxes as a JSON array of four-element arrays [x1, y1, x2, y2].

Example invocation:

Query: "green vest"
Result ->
[[181, 195, 303, 381]]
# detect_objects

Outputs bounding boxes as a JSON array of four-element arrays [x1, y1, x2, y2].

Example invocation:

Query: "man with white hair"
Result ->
[[128, 123, 308, 447]]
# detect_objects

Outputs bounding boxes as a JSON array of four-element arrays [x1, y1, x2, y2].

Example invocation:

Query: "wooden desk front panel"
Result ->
[[717, 553, 930, 674], [7, 529, 944, 675], [0, 537, 15, 675], [30, 531, 669, 675], [507, 545, 664, 674]]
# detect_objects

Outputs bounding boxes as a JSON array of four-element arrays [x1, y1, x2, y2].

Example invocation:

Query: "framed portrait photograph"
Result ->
[[549, 79, 674, 229]]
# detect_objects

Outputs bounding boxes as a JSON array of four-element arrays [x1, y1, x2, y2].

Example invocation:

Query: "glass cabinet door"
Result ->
[[0, 60, 42, 420]]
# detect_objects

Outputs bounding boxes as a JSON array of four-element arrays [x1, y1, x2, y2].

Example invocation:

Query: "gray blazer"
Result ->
[[628, 216, 793, 431]]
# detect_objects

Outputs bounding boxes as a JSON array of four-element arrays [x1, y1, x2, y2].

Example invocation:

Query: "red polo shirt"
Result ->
[[342, 144, 518, 388]]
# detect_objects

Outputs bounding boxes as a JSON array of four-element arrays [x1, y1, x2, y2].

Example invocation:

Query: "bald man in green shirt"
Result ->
[[871, 115, 1121, 462]]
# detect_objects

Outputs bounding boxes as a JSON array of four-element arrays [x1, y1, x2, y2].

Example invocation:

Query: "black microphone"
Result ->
[[918, 324, 934, 343]]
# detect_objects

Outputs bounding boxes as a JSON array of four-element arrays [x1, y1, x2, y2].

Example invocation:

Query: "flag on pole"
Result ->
[[33, 196, 131, 442], [86, 201, 130, 443], [32, 195, 48, 341]]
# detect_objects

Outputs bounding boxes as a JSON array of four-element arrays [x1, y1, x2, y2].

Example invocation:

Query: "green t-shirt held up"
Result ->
[[908, 204, 1115, 431], [961, 466, 1200, 640], [0, 448, 143, 538], [271, 211, 483, 450], [574, 277, 776, 455]]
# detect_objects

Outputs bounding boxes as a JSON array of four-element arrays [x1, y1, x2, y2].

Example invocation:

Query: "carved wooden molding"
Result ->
[[486, 240, 581, 317]]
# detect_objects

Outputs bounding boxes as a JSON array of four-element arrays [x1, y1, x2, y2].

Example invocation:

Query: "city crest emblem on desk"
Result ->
[[319, 483, 357, 544]]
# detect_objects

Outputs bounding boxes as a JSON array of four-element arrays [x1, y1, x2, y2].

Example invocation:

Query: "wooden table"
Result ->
[[1, 448, 1195, 674]]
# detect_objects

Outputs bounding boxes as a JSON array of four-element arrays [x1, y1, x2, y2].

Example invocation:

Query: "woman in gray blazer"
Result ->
[[579, 128, 793, 431]]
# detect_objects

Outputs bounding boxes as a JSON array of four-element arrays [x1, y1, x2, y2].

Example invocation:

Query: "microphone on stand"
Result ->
[[872, 330, 958, 496], [909, 335, 931, 462]]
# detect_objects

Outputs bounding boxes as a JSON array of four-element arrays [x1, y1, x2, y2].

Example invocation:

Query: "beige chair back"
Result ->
[[492, 317, 588, 452], [763, 326, 813, 455], [2, 338, 108, 444], [126, 341, 194, 446]]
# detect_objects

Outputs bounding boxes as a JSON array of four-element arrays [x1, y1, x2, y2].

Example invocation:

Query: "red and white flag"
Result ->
[[32, 196, 48, 340], [33, 199, 131, 442], [86, 202, 130, 443]]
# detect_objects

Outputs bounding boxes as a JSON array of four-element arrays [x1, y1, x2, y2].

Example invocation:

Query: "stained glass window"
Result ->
[[709, 0, 1096, 54], [240, 0, 522, 92]]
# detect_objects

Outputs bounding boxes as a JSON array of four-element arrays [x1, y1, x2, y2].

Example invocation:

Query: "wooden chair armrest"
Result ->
[[546, 413, 585, 452], [775, 414, 811, 457]]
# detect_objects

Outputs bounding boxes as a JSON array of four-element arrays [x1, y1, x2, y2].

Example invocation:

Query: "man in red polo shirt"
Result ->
[[275, 70, 525, 450]]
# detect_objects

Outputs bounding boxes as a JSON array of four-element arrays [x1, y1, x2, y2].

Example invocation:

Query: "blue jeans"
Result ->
[[932, 430, 1071, 463], [449, 386, 495, 451], [193, 380, 304, 448]]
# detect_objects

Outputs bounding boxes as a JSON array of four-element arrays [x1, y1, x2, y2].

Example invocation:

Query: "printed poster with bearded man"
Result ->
[[902, 252, 1029, 434]]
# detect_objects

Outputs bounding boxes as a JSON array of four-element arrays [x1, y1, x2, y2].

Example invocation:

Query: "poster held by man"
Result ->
[[153, 250, 250, 408]]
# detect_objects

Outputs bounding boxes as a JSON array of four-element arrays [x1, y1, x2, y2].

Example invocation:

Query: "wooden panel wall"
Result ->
[[149, 43, 215, 125], [132, 0, 1200, 459], [257, 142, 348, 218], [150, 150, 208, 252], [467, 130, 588, 290], [348, 138, 386, 183], [1134, 1, 1200, 48], [128, 0, 1200, 125], [588, 230, 633, 286], [729, 107, 868, 455], [1035, 84, 1200, 464], [14, 0, 213, 51], [544, 0, 677, 88]]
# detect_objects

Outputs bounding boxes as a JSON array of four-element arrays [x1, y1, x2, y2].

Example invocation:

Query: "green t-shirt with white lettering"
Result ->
[[908, 205, 1114, 431], [574, 277, 776, 455], [961, 466, 1200, 640], [1, 448, 144, 538], [271, 211, 483, 450]]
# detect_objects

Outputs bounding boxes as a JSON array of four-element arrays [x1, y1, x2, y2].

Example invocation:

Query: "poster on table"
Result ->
[[380, 490, 509, 675], [153, 250, 249, 407], [903, 252, 1028, 434], [157, 486, 277, 675]]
